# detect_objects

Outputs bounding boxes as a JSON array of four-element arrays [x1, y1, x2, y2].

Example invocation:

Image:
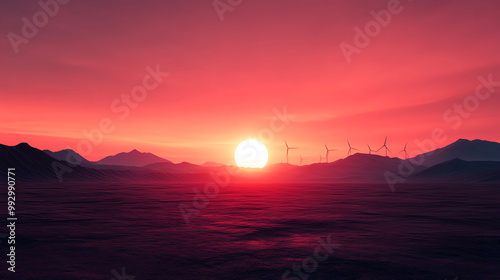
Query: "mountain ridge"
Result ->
[[96, 149, 171, 167], [409, 138, 500, 166], [1, 139, 500, 183]]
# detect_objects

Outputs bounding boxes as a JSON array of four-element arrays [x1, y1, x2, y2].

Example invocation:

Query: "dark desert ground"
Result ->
[[1, 180, 498, 280]]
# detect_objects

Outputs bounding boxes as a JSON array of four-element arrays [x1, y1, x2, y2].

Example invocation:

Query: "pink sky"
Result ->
[[1, 0, 500, 165]]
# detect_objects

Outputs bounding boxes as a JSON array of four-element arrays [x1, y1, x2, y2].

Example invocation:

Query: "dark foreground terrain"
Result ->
[[0, 182, 499, 280]]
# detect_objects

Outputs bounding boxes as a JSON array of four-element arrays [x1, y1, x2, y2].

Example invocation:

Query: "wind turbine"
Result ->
[[399, 142, 409, 159], [377, 136, 391, 157], [347, 140, 359, 156], [299, 155, 303, 166], [367, 144, 376, 155], [319, 154, 325, 163], [324, 144, 337, 163], [284, 140, 298, 164]]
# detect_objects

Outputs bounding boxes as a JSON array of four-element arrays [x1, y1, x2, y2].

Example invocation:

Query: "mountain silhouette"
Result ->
[[143, 161, 209, 173], [44, 149, 94, 167], [2, 139, 500, 183], [0, 143, 59, 180], [0, 143, 183, 182], [202, 161, 224, 167], [239, 153, 421, 183], [410, 139, 500, 166], [44, 149, 147, 171], [97, 149, 171, 167]]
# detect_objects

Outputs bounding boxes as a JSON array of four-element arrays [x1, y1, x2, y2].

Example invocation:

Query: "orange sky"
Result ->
[[1, 0, 500, 165]]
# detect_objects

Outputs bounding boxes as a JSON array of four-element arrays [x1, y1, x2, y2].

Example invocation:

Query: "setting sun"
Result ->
[[235, 139, 268, 168]]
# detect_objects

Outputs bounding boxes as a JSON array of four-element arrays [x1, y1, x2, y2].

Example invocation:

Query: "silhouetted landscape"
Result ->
[[2, 139, 500, 184]]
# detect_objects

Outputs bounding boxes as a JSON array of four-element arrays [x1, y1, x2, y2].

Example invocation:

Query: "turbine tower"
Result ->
[[284, 140, 298, 164], [347, 140, 359, 156], [399, 142, 409, 159], [324, 144, 337, 163], [299, 155, 303, 166], [377, 136, 391, 157], [367, 144, 376, 155]]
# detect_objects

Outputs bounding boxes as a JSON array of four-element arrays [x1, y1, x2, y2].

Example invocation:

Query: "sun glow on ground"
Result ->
[[235, 139, 268, 168]]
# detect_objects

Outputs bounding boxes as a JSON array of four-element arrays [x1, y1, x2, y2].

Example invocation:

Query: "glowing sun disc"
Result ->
[[235, 139, 268, 168]]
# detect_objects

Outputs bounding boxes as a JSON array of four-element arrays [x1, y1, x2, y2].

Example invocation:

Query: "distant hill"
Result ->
[[201, 161, 224, 167], [411, 139, 500, 166], [238, 153, 424, 183], [0, 143, 184, 182], [0, 143, 62, 181], [143, 161, 207, 173], [97, 149, 171, 167], [44, 149, 145, 171], [2, 140, 500, 184], [44, 149, 94, 167], [315, 153, 427, 182]]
